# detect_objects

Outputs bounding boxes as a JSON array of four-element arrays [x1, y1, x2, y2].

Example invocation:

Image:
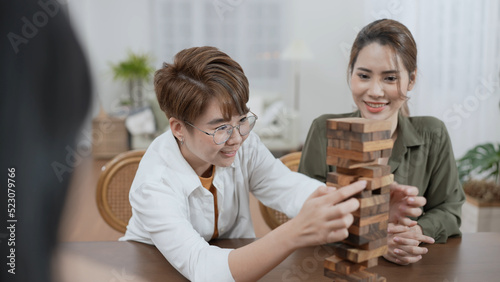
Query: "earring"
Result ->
[[180, 138, 184, 145]]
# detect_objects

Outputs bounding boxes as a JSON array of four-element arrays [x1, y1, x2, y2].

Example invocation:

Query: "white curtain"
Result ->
[[151, 0, 291, 93], [364, 0, 500, 157]]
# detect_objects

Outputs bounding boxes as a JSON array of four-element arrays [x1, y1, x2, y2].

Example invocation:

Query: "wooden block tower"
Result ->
[[324, 118, 394, 282]]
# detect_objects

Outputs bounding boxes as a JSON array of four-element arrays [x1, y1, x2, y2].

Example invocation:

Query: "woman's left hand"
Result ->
[[389, 182, 426, 226]]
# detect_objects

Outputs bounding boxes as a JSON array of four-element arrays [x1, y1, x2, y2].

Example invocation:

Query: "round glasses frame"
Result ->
[[184, 112, 258, 145]]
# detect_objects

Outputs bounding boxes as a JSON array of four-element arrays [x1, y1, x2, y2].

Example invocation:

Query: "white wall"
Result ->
[[67, 0, 154, 118], [289, 0, 365, 142]]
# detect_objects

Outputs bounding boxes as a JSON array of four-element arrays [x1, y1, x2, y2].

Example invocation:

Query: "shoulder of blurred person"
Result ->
[[1, 1, 91, 281]]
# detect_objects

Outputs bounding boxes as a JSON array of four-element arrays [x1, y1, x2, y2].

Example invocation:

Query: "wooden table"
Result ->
[[56, 233, 500, 281]]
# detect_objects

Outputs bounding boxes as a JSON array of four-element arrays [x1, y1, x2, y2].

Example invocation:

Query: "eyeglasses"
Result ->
[[185, 113, 258, 145]]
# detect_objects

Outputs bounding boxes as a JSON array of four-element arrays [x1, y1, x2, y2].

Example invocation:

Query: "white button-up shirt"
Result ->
[[120, 130, 323, 281]]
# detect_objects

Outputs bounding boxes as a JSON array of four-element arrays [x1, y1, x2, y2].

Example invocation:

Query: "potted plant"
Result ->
[[457, 142, 500, 232], [111, 51, 154, 109]]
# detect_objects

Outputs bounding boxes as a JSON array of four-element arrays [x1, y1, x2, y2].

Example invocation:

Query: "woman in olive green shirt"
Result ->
[[299, 19, 465, 265]]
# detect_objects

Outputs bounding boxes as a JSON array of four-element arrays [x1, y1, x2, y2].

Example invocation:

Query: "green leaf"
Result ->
[[457, 142, 500, 183], [110, 51, 154, 81]]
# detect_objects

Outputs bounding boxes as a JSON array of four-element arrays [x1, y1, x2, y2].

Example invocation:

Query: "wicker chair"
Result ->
[[96, 149, 146, 233], [258, 151, 302, 230]]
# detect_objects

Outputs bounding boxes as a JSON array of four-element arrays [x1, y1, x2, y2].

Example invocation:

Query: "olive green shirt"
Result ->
[[298, 111, 465, 243]]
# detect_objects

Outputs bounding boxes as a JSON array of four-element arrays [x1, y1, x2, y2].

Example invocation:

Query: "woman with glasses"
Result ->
[[120, 46, 369, 281]]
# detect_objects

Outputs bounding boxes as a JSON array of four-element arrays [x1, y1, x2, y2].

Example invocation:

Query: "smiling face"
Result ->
[[178, 98, 249, 176], [350, 42, 415, 128]]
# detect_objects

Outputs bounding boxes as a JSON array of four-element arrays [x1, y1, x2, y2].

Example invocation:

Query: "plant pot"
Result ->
[[461, 195, 500, 232]]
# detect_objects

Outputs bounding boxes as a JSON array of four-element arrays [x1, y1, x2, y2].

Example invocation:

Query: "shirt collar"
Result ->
[[162, 131, 203, 195], [388, 113, 425, 172], [162, 130, 239, 197]]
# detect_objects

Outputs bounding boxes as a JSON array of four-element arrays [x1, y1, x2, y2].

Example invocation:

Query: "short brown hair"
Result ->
[[154, 46, 249, 124], [348, 19, 417, 116]]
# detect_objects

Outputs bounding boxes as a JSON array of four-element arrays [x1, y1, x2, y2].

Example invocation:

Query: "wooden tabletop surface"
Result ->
[[55, 233, 500, 282]]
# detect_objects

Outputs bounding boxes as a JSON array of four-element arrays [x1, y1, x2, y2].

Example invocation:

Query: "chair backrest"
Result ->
[[258, 151, 302, 230], [96, 149, 146, 233]]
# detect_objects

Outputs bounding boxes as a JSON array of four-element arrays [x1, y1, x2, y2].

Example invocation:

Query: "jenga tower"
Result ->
[[323, 118, 394, 282]]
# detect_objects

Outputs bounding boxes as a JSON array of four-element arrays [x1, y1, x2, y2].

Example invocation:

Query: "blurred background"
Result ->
[[64, 0, 500, 158]]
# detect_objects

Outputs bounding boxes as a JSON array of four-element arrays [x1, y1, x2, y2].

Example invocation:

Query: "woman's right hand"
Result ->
[[288, 181, 367, 248], [383, 223, 435, 265]]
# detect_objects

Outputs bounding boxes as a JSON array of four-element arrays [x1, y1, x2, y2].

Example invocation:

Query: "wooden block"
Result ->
[[344, 234, 387, 251], [344, 230, 387, 246], [350, 120, 392, 133], [324, 255, 343, 271], [325, 183, 373, 198], [351, 140, 394, 152], [326, 156, 379, 169], [353, 200, 389, 217], [359, 174, 394, 190], [336, 165, 391, 178], [327, 172, 360, 186], [324, 255, 375, 275], [326, 118, 392, 133], [372, 184, 391, 195], [327, 138, 341, 148], [325, 182, 342, 189], [377, 275, 387, 282], [323, 269, 351, 282], [324, 267, 379, 282], [358, 194, 390, 209], [326, 129, 347, 139], [350, 269, 380, 282], [328, 139, 394, 153], [381, 148, 392, 158], [369, 130, 391, 141], [348, 220, 388, 236], [326, 119, 339, 130], [357, 237, 387, 251], [353, 189, 373, 199], [333, 243, 388, 263], [338, 121, 353, 131], [327, 147, 381, 162], [353, 213, 389, 227], [327, 129, 391, 142]]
